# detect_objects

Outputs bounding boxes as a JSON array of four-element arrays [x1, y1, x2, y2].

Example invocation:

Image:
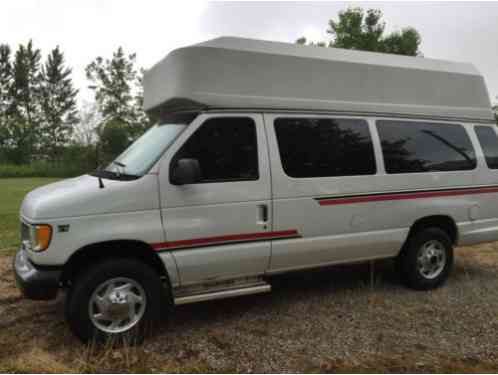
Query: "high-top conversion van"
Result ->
[[14, 37, 497, 342]]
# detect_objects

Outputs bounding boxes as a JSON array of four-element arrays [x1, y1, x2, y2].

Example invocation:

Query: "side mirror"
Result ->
[[171, 158, 201, 185]]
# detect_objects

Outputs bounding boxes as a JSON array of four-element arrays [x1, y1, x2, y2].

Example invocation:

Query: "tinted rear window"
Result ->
[[274, 117, 376, 178], [475, 126, 498, 169], [377, 120, 476, 174]]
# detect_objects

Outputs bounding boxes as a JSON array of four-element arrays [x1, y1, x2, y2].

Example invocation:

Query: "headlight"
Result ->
[[30, 224, 52, 252]]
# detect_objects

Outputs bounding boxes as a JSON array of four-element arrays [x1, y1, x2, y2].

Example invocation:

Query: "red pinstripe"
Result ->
[[317, 186, 498, 206], [152, 229, 299, 251]]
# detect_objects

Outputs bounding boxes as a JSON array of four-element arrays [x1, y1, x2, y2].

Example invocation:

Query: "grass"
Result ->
[[0, 345, 217, 373], [0, 162, 89, 178], [0, 178, 60, 254]]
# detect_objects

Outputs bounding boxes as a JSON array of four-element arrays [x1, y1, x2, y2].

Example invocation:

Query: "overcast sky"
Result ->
[[2, 1, 498, 104]]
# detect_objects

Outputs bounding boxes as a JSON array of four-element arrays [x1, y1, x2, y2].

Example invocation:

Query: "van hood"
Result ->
[[21, 174, 160, 221]]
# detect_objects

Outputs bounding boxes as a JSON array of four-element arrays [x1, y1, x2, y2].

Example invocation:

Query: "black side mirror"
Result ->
[[171, 158, 201, 185]]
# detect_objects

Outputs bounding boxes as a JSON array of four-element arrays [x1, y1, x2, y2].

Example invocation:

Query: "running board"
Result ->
[[174, 284, 271, 305]]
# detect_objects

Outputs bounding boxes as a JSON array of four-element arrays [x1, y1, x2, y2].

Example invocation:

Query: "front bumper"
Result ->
[[14, 248, 61, 300]]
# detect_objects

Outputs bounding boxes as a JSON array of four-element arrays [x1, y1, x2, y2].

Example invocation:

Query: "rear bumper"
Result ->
[[14, 248, 61, 300]]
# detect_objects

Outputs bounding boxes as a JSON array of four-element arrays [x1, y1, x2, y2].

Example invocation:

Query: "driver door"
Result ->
[[157, 113, 275, 287]]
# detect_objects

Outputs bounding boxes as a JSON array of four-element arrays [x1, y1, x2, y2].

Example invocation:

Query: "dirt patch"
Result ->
[[1, 245, 498, 372]]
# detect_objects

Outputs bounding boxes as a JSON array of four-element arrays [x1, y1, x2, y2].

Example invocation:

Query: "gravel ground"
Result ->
[[1, 244, 498, 372]]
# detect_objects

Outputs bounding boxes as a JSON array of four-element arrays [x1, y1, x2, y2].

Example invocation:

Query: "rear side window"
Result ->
[[274, 117, 376, 178], [475, 126, 498, 169], [173, 117, 259, 183], [377, 120, 476, 174]]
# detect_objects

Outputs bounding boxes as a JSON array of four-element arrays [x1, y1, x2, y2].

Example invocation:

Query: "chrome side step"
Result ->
[[174, 283, 271, 305]]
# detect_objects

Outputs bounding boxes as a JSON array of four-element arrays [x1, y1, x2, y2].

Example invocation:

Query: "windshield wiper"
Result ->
[[91, 162, 139, 182], [111, 161, 126, 177]]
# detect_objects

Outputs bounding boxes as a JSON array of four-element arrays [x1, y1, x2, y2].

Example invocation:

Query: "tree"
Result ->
[[40, 46, 78, 160], [133, 68, 151, 133], [380, 28, 421, 56], [86, 47, 150, 148], [296, 7, 421, 56], [7, 40, 43, 164], [0, 44, 12, 153], [99, 118, 130, 161], [295, 37, 326, 47], [73, 100, 100, 147]]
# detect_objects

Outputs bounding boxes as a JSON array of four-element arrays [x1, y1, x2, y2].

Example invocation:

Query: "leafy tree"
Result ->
[[99, 118, 130, 161], [86, 47, 150, 148], [40, 46, 78, 160], [296, 7, 421, 56], [7, 40, 43, 164], [380, 28, 421, 56]]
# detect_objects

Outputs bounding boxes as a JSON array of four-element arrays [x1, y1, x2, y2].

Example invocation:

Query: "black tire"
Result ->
[[398, 227, 453, 290], [65, 258, 171, 344]]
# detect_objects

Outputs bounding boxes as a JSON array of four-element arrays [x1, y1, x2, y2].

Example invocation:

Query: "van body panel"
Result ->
[[267, 227, 408, 273], [24, 209, 165, 266], [170, 241, 272, 287], [144, 37, 493, 123], [21, 174, 160, 220], [263, 113, 498, 272], [158, 251, 181, 288], [459, 218, 498, 246], [158, 113, 273, 286], [21, 174, 163, 266]]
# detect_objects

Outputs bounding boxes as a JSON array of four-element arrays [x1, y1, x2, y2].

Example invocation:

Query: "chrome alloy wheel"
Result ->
[[417, 240, 446, 280], [89, 277, 146, 334]]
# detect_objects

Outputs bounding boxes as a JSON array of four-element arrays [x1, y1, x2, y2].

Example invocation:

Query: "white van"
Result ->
[[14, 37, 498, 343]]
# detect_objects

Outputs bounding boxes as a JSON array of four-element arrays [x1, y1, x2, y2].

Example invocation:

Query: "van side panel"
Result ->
[[158, 113, 274, 287], [264, 114, 497, 273], [23, 209, 165, 266], [23, 174, 164, 267], [457, 124, 498, 245]]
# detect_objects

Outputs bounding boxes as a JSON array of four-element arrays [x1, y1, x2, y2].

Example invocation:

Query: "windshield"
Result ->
[[104, 123, 187, 177]]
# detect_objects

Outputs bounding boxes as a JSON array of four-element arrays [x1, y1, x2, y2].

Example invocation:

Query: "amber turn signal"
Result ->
[[33, 224, 52, 252]]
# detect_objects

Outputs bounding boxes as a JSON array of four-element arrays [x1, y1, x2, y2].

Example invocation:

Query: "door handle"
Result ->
[[257, 204, 268, 229]]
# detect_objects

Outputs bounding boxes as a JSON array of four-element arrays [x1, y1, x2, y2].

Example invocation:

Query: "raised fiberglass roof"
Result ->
[[143, 37, 494, 123]]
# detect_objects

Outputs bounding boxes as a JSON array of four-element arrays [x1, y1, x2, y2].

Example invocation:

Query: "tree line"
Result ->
[[0, 40, 149, 172], [8, 7, 480, 178], [0, 41, 78, 164], [0, 7, 424, 175]]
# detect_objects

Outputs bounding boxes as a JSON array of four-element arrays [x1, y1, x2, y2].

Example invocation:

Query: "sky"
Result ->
[[2, 1, 498, 105]]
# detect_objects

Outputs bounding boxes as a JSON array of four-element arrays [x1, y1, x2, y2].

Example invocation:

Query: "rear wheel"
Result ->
[[65, 258, 171, 344], [398, 227, 453, 290]]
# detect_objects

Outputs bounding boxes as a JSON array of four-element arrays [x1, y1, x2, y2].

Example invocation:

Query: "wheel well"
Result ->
[[406, 215, 458, 245], [60, 240, 169, 287]]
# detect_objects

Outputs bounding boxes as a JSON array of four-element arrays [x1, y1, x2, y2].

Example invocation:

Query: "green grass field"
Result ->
[[0, 178, 60, 254]]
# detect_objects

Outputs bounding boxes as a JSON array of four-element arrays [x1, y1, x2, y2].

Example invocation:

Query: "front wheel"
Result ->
[[398, 227, 453, 290], [65, 258, 170, 344]]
